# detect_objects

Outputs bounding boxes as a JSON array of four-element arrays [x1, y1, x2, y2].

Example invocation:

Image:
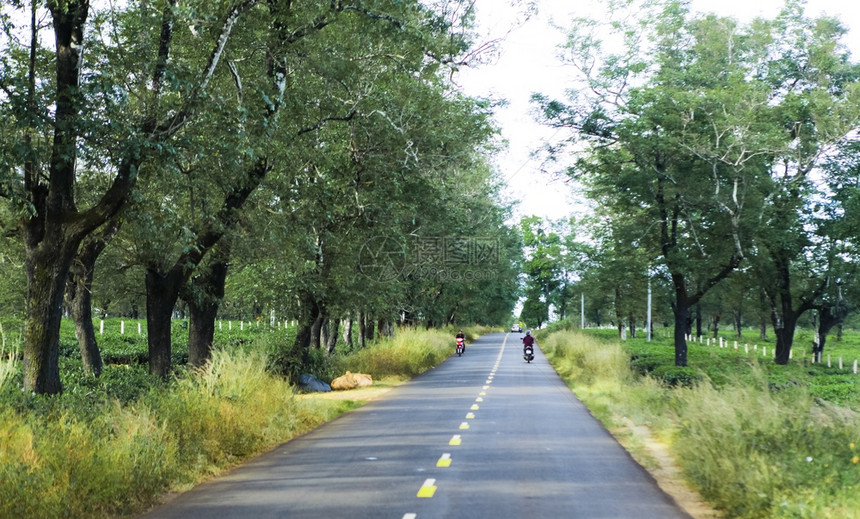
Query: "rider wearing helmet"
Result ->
[[522, 330, 535, 352], [456, 329, 466, 352]]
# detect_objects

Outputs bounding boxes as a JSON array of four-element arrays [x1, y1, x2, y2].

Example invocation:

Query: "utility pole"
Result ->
[[581, 292, 585, 329], [647, 276, 652, 342]]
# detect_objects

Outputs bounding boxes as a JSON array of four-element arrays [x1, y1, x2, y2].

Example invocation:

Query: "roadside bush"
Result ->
[[540, 330, 631, 387], [651, 365, 704, 388], [629, 349, 675, 377], [674, 376, 860, 518], [0, 347, 349, 518], [337, 327, 451, 379], [0, 321, 487, 517]]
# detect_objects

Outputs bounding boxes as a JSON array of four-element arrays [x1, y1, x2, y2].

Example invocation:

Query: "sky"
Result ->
[[455, 0, 860, 223]]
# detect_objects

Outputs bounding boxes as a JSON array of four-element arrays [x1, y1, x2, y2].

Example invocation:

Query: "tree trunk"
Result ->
[[345, 316, 353, 351], [321, 318, 330, 350], [292, 293, 322, 352], [711, 315, 720, 338], [695, 303, 703, 338], [364, 316, 375, 343], [770, 276, 801, 366], [310, 312, 324, 349], [185, 245, 230, 369], [187, 301, 217, 369], [773, 313, 797, 365], [22, 241, 77, 394], [673, 305, 689, 367], [734, 307, 743, 338], [767, 249, 820, 365], [377, 319, 393, 339], [66, 220, 121, 376], [19, 0, 266, 393], [294, 322, 312, 352], [21, 2, 120, 394], [358, 312, 367, 349], [69, 277, 102, 377], [145, 267, 184, 377], [327, 319, 340, 354], [814, 304, 850, 363], [670, 273, 692, 367], [146, 158, 268, 375], [810, 311, 820, 362], [657, 172, 743, 368], [67, 254, 100, 377]]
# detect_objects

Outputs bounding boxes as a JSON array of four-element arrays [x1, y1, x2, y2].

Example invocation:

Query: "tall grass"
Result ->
[[337, 327, 454, 379], [0, 325, 475, 517], [673, 375, 860, 518], [0, 348, 351, 518], [541, 330, 860, 519]]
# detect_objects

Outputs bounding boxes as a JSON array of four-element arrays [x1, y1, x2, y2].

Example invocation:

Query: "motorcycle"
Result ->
[[456, 337, 465, 356], [523, 345, 534, 363]]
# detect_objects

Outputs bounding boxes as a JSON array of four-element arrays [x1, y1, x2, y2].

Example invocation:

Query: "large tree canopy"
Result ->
[[533, 0, 860, 365], [0, 0, 521, 392]]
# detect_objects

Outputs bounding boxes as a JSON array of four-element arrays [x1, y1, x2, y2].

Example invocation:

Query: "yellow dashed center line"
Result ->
[[417, 478, 437, 498], [407, 335, 508, 513]]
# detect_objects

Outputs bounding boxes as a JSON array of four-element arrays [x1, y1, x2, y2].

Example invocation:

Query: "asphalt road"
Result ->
[[141, 333, 690, 519]]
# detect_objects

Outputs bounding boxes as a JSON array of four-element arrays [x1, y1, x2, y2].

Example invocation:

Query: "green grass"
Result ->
[[539, 328, 860, 519], [335, 327, 451, 379], [0, 318, 486, 518], [0, 346, 352, 518], [573, 326, 860, 408]]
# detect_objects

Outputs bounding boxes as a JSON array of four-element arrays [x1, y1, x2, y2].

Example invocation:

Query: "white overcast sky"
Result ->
[[455, 0, 860, 223]]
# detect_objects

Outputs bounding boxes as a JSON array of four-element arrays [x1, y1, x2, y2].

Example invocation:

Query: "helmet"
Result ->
[[526, 330, 531, 335]]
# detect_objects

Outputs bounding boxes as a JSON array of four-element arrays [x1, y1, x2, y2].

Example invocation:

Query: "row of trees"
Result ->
[[0, 1, 521, 394], [527, 0, 860, 366]]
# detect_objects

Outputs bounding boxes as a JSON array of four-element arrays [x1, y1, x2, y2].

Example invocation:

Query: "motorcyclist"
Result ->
[[522, 330, 535, 353], [455, 329, 466, 353]]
